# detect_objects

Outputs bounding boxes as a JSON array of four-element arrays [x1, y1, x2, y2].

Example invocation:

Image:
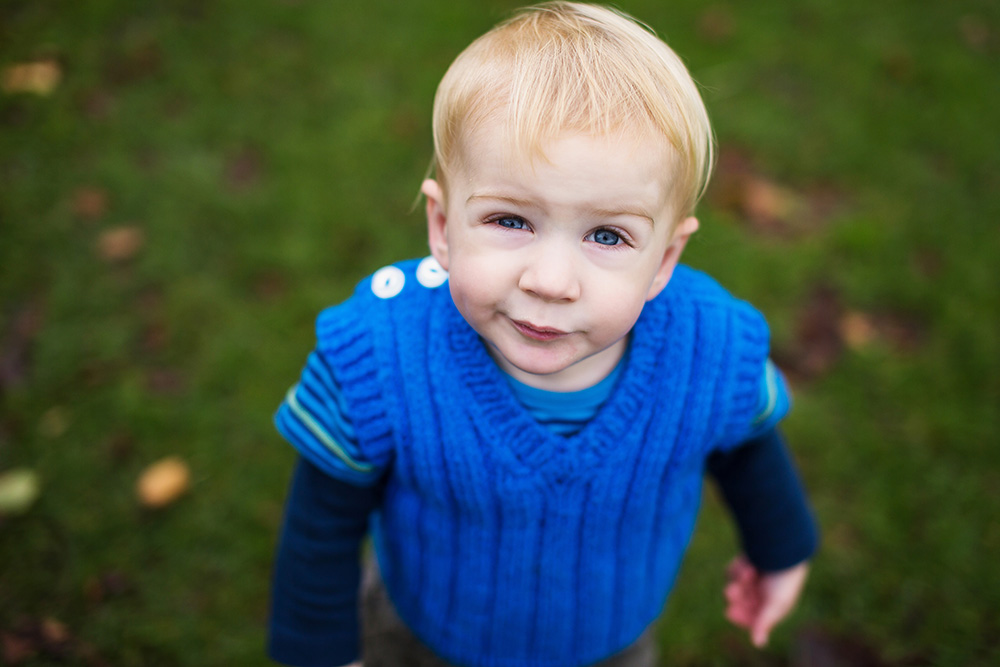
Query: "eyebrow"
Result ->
[[466, 194, 655, 225], [466, 193, 535, 208], [592, 206, 655, 225]]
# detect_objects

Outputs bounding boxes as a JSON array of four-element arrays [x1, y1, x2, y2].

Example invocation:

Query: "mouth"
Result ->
[[510, 319, 568, 342]]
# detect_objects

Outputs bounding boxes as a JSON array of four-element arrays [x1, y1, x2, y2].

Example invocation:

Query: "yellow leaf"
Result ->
[[40, 618, 70, 644], [840, 311, 877, 349], [136, 457, 190, 508], [97, 226, 145, 262], [72, 186, 110, 221], [2, 60, 61, 96], [0, 469, 41, 516], [38, 406, 69, 438], [742, 176, 800, 226]]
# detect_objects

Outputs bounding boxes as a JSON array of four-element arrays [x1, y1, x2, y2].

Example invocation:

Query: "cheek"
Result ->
[[447, 262, 497, 315], [590, 282, 648, 336], [448, 247, 513, 295]]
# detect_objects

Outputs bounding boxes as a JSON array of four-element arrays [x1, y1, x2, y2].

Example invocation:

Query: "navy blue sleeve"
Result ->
[[706, 427, 819, 572], [269, 457, 383, 667]]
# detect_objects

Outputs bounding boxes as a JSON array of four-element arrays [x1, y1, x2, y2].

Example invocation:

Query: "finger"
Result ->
[[727, 569, 755, 599], [726, 599, 756, 628], [750, 595, 792, 648], [725, 581, 760, 630], [727, 556, 753, 580], [725, 584, 759, 624], [751, 607, 783, 648], [724, 580, 745, 603], [751, 564, 810, 647]]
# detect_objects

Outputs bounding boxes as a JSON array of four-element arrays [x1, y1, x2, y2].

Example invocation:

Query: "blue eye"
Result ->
[[591, 229, 622, 246], [495, 216, 528, 230]]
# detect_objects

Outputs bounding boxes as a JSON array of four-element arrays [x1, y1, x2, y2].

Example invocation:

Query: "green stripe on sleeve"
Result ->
[[752, 360, 780, 427], [284, 385, 375, 473]]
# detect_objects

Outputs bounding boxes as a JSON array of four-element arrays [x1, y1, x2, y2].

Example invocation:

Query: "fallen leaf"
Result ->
[[1, 630, 36, 664], [134, 147, 160, 173], [224, 147, 264, 191], [959, 15, 991, 53], [77, 87, 116, 120], [136, 457, 190, 508], [0, 298, 45, 395], [39, 619, 69, 645], [105, 432, 136, 464], [741, 175, 802, 230], [252, 271, 288, 301], [796, 285, 843, 374], [136, 286, 165, 314], [708, 148, 812, 236], [840, 311, 877, 350], [79, 359, 120, 390], [145, 368, 186, 395], [0, 98, 29, 127], [910, 248, 943, 278], [698, 5, 736, 44], [0, 469, 41, 516], [824, 522, 860, 552], [141, 321, 170, 353], [72, 187, 109, 221], [791, 626, 890, 667], [105, 41, 163, 85], [1, 617, 107, 665], [96, 226, 144, 262], [839, 309, 927, 354], [2, 60, 61, 96], [85, 571, 134, 605], [803, 183, 848, 226], [162, 93, 188, 119], [0, 420, 12, 451], [390, 106, 421, 139], [38, 406, 69, 438], [881, 49, 915, 82], [774, 285, 844, 382], [872, 311, 927, 353]]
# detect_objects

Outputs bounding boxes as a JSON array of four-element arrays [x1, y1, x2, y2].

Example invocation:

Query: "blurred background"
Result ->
[[1, 0, 997, 665]]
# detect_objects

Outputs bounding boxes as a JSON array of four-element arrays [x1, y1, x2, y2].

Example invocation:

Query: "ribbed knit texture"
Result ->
[[315, 259, 770, 667]]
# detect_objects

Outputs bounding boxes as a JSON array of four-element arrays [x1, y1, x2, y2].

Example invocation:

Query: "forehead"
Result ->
[[466, 107, 670, 163], [453, 118, 678, 214]]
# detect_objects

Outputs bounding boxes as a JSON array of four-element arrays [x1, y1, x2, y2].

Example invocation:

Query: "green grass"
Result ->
[[2, 1, 998, 665]]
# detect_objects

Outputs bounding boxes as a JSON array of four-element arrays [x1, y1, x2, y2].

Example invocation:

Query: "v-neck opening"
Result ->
[[500, 349, 627, 437], [438, 294, 671, 481]]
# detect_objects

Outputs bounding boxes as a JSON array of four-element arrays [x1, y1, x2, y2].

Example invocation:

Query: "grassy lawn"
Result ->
[[2, 1, 997, 665]]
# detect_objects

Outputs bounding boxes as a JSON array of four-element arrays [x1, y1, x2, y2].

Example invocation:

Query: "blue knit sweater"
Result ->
[[313, 258, 770, 667]]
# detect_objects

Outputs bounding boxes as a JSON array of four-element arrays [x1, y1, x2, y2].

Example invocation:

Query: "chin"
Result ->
[[506, 353, 578, 379]]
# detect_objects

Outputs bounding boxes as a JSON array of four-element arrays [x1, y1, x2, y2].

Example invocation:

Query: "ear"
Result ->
[[422, 178, 450, 271], [646, 216, 699, 301]]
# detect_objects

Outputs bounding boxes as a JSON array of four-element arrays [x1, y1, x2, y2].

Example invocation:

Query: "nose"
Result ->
[[517, 243, 581, 302]]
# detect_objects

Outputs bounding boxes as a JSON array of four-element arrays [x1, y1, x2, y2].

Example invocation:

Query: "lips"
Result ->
[[510, 319, 568, 342]]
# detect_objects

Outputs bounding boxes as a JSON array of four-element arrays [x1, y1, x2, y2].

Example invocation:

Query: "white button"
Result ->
[[416, 256, 448, 288], [371, 266, 405, 299]]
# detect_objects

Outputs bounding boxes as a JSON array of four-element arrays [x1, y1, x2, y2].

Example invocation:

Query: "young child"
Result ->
[[269, 3, 818, 666]]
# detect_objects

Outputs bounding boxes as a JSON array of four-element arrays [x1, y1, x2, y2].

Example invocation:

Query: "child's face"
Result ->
[[422, 123, 698, 391]]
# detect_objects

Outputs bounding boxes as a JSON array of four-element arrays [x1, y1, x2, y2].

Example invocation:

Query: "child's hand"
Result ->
[[724, 556, 809, 648]]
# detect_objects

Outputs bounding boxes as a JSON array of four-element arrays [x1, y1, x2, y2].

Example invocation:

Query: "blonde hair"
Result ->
[[430, 1, 714, 222]]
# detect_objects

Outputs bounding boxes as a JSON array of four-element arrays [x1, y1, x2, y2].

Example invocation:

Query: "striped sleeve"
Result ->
[[742, 358, 792, 441], [274, 349, 385, 487]]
